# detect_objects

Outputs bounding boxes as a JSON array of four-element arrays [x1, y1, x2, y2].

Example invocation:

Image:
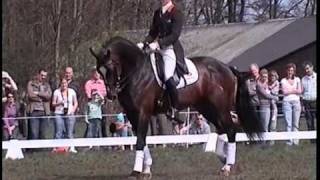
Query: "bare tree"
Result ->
[[52, 0, 62, 81], [239, 0, 246, 22]]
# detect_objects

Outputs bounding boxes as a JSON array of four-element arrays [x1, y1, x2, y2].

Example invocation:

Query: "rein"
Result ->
[[113, 48, 152, 93]]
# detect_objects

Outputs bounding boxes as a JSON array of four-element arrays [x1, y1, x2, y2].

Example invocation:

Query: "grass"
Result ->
[[2, 141, 316, 180]]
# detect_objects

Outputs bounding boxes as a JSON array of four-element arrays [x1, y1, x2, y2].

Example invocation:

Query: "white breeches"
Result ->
[[159, 45, 176, 81]]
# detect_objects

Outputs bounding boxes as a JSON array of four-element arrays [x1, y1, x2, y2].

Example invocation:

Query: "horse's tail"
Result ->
[[229, 66, 264, 140]]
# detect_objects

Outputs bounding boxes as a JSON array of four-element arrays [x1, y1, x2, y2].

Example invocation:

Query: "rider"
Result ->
[[137, 0, 188, 117]]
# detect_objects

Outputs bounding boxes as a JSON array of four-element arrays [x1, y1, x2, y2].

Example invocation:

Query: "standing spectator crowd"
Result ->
[[2, 61, 317, 153], [246, 62, 317, 146]]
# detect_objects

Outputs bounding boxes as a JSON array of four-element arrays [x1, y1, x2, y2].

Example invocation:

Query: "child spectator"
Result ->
[[113, 113, 132, 150], [85, 90, 104, 138], [268, 70, 280, 145], [114, 113, 131, 137]]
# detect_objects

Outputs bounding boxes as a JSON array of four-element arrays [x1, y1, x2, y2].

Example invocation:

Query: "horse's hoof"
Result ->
[[219, 165, 231, 176], [219, 169, 230, 176], [141, 172, 152, 180], [128, 171, 141, 180]]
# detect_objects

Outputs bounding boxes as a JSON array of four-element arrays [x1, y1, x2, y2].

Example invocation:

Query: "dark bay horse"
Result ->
[[90, 36, 263, 179]]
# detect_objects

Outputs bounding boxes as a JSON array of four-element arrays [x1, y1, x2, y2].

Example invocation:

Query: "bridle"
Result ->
[[97, 45, 154, 98], [99, 57, 138, 96]]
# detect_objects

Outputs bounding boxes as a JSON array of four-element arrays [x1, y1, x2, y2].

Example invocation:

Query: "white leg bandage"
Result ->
[[215, 135, 227, 163], [226, 142, 236, 165], [133, 150, 144, 172], [143, 146, 153, 173]]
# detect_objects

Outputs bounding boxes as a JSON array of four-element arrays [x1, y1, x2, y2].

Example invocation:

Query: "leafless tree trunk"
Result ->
[[273, 0, 278, 18], [304, 0, 310, 16], [269, 0, 273, 18], [214, 0, 224, 24], [311, 0, 316, 15], [204, 0, 211, 24], [54, 0, 62, 80], [239, 0, 245, 22], [227, 0, 236, 22], [135, 0, 142, 29], [233, 0, 238, 22], [109, 0, 114, 31], [193, 0, 199, 25]]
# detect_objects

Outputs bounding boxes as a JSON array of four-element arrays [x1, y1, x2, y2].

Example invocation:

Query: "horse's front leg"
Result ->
[[130, 111, 152, 180], [219, 128, 237, 176]]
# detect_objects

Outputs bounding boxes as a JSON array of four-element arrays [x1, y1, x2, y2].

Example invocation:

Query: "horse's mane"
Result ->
[[102, 36, 144, 62], [101, 36, 154, 91]]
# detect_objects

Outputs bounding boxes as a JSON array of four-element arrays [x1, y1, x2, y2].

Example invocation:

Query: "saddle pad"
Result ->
[[150, 53, 199, 89]]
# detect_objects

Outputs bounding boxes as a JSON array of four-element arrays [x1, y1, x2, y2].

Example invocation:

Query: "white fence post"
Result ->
[[5, 139, 24, 160], [204, 133, 218, 152]]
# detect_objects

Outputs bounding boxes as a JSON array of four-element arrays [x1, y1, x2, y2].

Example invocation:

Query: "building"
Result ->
[[125, 16, 316, 78]]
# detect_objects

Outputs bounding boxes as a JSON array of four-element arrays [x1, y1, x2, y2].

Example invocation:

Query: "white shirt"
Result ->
[[280, 77, 301, 102], [53, 88, 77, 115], [302, 72, 317, 101]]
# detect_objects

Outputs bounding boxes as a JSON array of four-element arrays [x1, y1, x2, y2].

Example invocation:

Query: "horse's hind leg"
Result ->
[[196, 101, 238, 176]]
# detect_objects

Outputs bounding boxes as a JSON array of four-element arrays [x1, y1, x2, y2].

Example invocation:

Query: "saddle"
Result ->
[[150, 52, 199, 89], [149, 52, 199, 122]]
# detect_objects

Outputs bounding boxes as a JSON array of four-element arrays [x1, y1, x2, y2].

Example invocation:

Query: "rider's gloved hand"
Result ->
[[137, 42, 144, 49], [149, 41, 160, 51]]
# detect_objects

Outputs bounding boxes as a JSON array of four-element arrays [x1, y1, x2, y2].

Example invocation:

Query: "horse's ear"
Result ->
[[89, 47, 99, 59], [103, 48, 111, 58]]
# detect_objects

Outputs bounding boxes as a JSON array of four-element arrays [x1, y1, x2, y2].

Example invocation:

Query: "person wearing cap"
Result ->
[[84, 67, 108, 138], [2, 71, 18, 103]]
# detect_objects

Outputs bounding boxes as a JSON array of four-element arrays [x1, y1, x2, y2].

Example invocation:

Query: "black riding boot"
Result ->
[[165, 77, 178, 118]]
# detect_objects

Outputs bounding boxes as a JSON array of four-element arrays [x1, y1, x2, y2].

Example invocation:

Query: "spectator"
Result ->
[[27, 69, 52, 141], [84, 67, 107, 137], [150, 114, 170, 135], [2, 71, 18, 103], [52, 77, 78, 153], [268, 70, 280, 145], [114, 112, 131, 137], [64, 67, 80, 138], [64, 67, 80, 99], [2, 92, 20, 140], [301, 62, 316, 143], [180, 114, 211, 135], [246, 63, 260, 114], [84, 90, 104, 138], [113, 113, 132, 150], [280, 63, 302, 146], [256, 69, 278, 147]]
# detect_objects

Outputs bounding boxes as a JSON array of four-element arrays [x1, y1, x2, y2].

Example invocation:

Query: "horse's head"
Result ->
[[90, 36, 146, 100], [89, 46, 120, 101]]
